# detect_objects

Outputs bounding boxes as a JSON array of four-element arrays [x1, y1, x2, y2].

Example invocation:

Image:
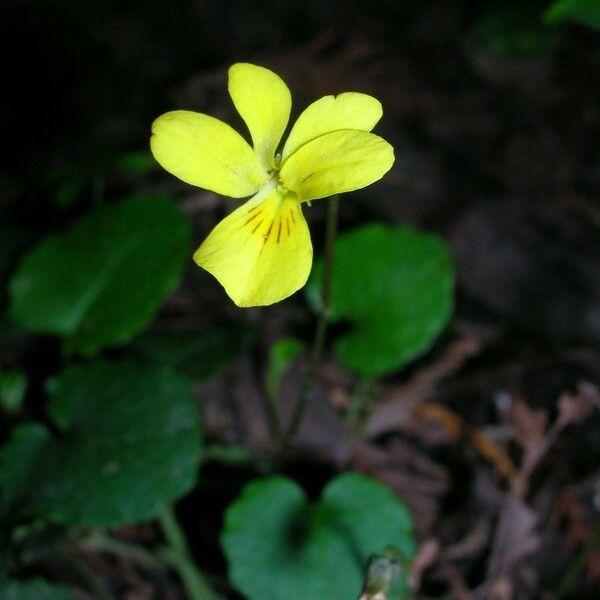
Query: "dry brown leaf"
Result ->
[[509, 397, 548, 455], [439, 562, 472, 600], [441, 518, 493, 562], [512, 382, 599, 496], [486, 495, 541, 591], [408, 538, 440, 592], [349, 440, 448, 536], [556, 382, 599, 428], [416, 402, 517, 481], [365, 335, 482, 438]]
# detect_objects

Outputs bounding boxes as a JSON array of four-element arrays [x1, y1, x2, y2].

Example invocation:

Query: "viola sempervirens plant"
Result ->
[[150, 63, 394, 307]]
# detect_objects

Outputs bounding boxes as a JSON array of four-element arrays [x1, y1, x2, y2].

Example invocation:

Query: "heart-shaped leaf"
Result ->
[[308, 223, 455, 376], [0, 224, 31, 309], [222, 473, 415, 600], [471, 4, 559, 59], [544, 0, 600, 29], [0, 423, 49, 515], [0, 360, 201, 526], [0, 370, 28, 415], [9, 196, 191, 356]]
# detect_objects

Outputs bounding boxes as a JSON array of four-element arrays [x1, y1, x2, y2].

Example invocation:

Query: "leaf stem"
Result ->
[[286, 194, 340, 441], [265, 387, 284, 443], [158, 506, 215, 600]]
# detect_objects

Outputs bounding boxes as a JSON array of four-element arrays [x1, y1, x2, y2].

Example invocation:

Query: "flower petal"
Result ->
[[281, 92, 382, 162], [193, 188, 312, 307], [151, 110, 268, 198], [280, 130, 394, 202], [228, 63, 291, 169]]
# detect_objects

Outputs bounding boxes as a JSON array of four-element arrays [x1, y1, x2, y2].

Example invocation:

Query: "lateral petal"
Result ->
[[228, 63, 291, 169], [150, 110, 268, 198], [193, 189, 313, 307], [281, 92, 382, 161], [280, 130, 394, 202]]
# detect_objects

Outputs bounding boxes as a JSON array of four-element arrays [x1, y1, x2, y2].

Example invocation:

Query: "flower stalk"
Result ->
[[286, 194, 340, 442], [158, 506, 214, 600]]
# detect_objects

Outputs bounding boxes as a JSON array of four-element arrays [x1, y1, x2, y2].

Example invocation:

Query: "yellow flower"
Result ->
[[150, 63, 394, 307]]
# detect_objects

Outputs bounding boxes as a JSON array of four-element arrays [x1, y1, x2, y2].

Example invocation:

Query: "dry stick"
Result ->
[[286, 195, 340, 442]]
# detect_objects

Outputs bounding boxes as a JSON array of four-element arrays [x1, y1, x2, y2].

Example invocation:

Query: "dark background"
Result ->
[[1, 0, 600, 597]]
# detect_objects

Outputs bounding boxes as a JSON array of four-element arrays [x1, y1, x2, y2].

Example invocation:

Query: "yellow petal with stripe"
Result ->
[[228, 63, 291, 169], [281, 92, 382, 161], [193, 187, 313, 307], [150, 110, 268, 198], [280, 130, 394, 202]]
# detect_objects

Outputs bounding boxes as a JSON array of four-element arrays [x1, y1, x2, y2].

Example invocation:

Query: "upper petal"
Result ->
[[280, 129, 394, 202], [281, 92, 382, 162], [228, 63, 291, 169], [150, 110, 268, 198], [193, 188, 313, 307]]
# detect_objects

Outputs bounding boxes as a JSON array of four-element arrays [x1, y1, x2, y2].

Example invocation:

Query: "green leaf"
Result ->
[[0, 370, 28, 415], [471, 4, 559, 59], [114, 151, 156, 174], [0, 225, 30, 307], [9, 196, 191, 356], [47, 164, 91, 209], [0, 578, 74, 600], [265, 338, 304, 400], [222, 473, 415, 600], [544, 0, 600, 29], [0, 423, 49, 515], [307, 224, 454, 377], [131, 325, 252, 382], [0, 360, 201, 526]]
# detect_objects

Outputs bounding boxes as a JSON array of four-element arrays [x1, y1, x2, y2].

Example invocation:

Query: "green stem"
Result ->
[[158, 506, 215, 600], [265, 388, 284, 443], [286, 195, 340, 441]]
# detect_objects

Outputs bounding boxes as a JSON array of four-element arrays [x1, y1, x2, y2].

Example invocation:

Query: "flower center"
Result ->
[[265, 168, 297, 204], [276, 180, 288, 197]]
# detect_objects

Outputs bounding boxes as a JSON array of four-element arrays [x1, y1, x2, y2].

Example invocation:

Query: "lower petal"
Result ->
[[193, 188, 313, 307]]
